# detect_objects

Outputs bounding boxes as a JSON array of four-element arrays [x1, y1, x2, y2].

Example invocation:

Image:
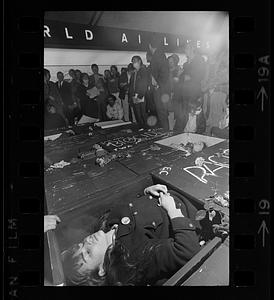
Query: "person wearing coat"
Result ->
[[148, 35, 171, 131], [61, 184, 201, 286], [128, 56, 149, 128]]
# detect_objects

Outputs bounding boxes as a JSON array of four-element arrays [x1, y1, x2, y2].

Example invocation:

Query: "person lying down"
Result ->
[[61, 184, 201, 286]]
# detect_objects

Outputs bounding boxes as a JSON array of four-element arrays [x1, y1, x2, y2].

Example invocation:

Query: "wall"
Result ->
[[44, 48, 188, 82]]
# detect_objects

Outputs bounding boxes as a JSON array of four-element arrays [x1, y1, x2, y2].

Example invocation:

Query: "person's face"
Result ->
[[82, 76, 89, 85], [74, 228, 117, 275], [57, 73, 64, 82], [105, 71, 111, 79], [92, 67, 99, 75], [132, 59, 140, 70]]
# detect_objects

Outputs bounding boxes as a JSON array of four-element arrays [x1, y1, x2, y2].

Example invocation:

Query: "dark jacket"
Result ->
[[104, 190, 200, 285], [128, 66, 149, 102], [150, 48, 171, 95], [55, 81, 74, 106]]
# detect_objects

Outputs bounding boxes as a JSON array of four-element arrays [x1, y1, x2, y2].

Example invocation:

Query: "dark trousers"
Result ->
[[153, 88, 169, 131], [132, 102, 147, 128]]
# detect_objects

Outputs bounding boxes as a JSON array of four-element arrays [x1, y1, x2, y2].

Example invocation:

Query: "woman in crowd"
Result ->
[[128, 56, 149, 128], [61, 184, 200, 286]]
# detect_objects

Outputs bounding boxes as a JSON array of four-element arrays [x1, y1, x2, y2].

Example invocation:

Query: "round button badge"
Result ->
[[121, 217, 131, 225]]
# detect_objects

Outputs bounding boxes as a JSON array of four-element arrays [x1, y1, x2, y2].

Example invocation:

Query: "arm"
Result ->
[[147, 193, 200, 280]]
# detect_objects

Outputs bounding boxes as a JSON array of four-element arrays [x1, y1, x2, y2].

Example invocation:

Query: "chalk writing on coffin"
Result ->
[[183, 152, 229, 184], [100, 130, 170, 149]]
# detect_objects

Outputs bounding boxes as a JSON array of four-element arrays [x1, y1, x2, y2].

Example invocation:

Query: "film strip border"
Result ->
[[4, 8, 270, 300]]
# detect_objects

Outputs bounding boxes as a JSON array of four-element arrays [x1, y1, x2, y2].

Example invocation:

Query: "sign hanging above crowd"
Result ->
[[44, 20, 211, 53]]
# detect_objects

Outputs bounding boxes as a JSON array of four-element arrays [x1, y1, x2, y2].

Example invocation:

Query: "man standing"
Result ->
[[129, 56, 148, 128], [148, 35, 171, 131], [55, 71, 77, 125]]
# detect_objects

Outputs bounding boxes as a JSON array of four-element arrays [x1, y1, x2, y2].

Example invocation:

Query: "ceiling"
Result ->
[[44, 11, 228, 39]]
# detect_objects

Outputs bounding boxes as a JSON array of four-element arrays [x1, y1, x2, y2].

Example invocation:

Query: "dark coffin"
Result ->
[[45, 158, 138, 215], [151, 140, 229, 206]]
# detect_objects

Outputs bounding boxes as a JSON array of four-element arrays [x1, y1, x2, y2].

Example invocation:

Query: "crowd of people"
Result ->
[[44, 35, 229, 139]]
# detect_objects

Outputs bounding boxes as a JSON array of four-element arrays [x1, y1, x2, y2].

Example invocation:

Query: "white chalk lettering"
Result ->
[[85, 30, 93, 40], [206, 41, 210, 49], [176, 38, 180, 47], [197, 40, 201, 48], [65, 27, 73, 39], [183, 151, 229, 184], [121, 33, 128, 43], [164, 37, 168, 46], [138, 34, 141, 44], [44, 25, 51, 38]]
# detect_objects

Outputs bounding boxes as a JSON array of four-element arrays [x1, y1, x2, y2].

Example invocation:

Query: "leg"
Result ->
[[153, 89, 169, 131], [122, 95, 130, 122]]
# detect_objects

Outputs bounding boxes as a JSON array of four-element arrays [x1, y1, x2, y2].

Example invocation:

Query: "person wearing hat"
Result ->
[[61, 184, 201, 286]]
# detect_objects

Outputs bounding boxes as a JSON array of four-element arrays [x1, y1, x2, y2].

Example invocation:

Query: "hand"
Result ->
[[158, 192, 177, 213], [144, 184, 168, 197], [44, 215, 61, 233]]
